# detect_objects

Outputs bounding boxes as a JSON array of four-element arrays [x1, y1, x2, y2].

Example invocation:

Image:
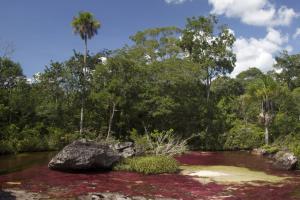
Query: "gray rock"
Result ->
[[78, 192, 176, 200], [273, 150, 298, 170], [48, 139, 120, 171], [111, 142, 135, 158], [251, 148, 267, 156]]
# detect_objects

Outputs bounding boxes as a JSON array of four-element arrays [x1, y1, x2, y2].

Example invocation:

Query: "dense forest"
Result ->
[[0, 14, 300, 159]]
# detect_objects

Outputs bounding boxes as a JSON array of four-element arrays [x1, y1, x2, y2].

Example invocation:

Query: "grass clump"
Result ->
[[114, 155, 179, 175]]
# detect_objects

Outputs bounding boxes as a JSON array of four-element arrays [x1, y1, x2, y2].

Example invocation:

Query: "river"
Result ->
[[0, 151, 299, 200]]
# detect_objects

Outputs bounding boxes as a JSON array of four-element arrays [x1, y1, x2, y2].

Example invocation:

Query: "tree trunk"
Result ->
[[205, 69, 212, 136], [206, 67, 211, 104], [106, 102, 116, 141], [8, 88, 12, 124], [84, 38, 87, 66], [79, 99, 84, 135], [79, 37, 88, 135], [264, 126, 269, 145]]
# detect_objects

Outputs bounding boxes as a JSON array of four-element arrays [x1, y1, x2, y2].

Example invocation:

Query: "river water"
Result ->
[[0, 151, 299, 200]]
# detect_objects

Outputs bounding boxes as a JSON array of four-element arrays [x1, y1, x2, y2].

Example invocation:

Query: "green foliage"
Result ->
[[270, 133, 300, 169], [261, 145, 279, 154], [274, 133, 300, 163], [114, 156, 179, 175], [0, 15, 299, 155], [0, 140, 16, 154], [71, 12, 101, 41], [129, 129, 150, 155], [274, 51, 300, 90], [129, 129, 188, 156], [224, 121, 264, 150]]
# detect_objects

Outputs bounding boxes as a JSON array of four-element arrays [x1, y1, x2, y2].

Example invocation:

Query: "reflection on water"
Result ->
[[0, 152, 56, 175]]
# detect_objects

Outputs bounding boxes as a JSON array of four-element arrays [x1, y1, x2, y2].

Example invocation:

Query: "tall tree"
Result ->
[[71, 11, 101, 135], [178, 15, 236, 134], [274, 51, 300, 91], [130, 26, 182, 62], [248, 75, 279, 145]]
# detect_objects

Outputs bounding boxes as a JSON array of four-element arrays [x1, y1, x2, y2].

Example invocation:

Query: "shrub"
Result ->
[[17, 136, 48, 152], [16, 125, 48, 152], [274, 133, 300, 168], [46, 127, 65, 150], [114, 155, 179, 175], [129, 129, 189, 156], [0, 140, 17, 154], [262, 145, 279, 154], [129, 129, 151, 155], [224, 121, 264, 150]]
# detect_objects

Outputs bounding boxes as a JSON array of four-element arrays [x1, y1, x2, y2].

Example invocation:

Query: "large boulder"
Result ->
[[273, 151, 298, 170], [48, 139, 120, 171]]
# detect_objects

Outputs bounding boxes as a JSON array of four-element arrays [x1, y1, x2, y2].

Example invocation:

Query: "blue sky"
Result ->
[[0, 0, 300, 77]]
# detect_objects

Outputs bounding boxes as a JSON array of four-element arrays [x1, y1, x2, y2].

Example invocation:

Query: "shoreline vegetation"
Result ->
[[1, 12, 300, 169]]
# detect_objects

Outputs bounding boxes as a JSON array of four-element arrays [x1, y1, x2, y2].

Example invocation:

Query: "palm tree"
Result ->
[[249, 75, 278, 145], [71, 11, 100, 135]]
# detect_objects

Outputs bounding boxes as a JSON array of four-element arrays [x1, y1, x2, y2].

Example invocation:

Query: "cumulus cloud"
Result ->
[[293, 28, 300, 39], [164, 0, 190, 4], [232, 28, 289, 77], [208, 0, 298, 27]]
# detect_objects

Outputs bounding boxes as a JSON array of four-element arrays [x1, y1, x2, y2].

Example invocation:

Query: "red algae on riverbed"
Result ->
[[176, 151, 300, 200], [223, 180, 300, 200], [1, 151, 300, 200], [0, 165, 224, 199]]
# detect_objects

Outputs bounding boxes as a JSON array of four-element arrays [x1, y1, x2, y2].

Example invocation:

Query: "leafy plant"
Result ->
[[262, 145, 279, 154], [114, 155, 179, 174], [224, 121, 264, 150], [130, 129, 190, 156]]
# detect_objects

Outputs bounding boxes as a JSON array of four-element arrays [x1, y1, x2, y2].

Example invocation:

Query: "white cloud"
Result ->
[[164, 0, 190, 4], [293, 28, 300, 39], [208, 0, 298, 27], [232, 28, 289, 77]]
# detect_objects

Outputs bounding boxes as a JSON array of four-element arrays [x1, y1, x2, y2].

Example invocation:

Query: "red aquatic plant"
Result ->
[[1, 151, 300, 200], [0, 165, 224, 199]]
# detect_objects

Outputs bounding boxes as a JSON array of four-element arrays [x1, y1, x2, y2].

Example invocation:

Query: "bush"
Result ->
[[129, 129, 189, 156], [262, 144, 279, 154], [224, 121, 264, 150], [0, 140, 17, 154], [46, 127, 80, 150], [114, 155, 179, 175], [17, 136, 48, 152], [16, 125, 48, 152], [274, 133, 300, 168], [129, 129, 151, 155]]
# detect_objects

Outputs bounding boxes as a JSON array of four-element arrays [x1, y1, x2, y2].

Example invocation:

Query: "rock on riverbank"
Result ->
[[48, 139, 121, 171], [252, 148, 298, 170]]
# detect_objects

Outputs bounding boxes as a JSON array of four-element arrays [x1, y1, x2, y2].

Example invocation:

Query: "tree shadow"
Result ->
[[0, 189, 16, 200]]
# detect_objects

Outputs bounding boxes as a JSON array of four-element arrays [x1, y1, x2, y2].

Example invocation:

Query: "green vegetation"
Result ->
[[0, 13, 299, 161], [262, 145, 279, 154], [224, 121, 264, 150], [71, 11, 101, 135], [114, 156, 179, 174], [129, 129, 189, 156]]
